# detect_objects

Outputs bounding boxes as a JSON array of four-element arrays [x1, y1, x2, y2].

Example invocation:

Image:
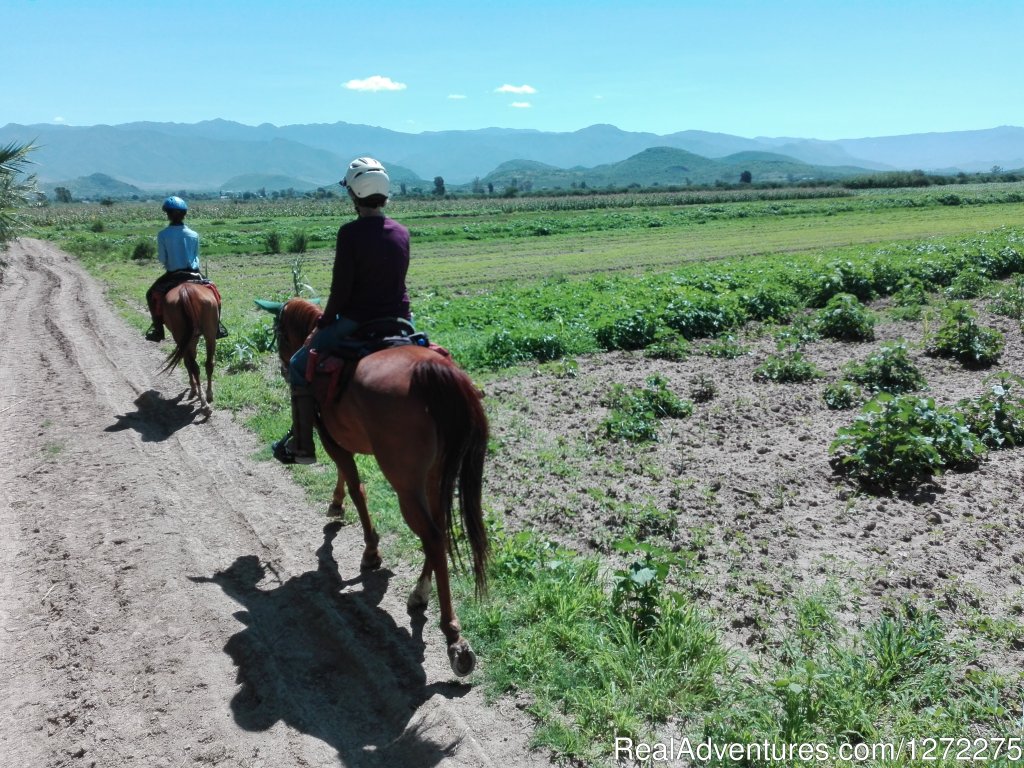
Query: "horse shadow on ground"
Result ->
[[190, 522, 469, 767], [105, 389, 207, 440]]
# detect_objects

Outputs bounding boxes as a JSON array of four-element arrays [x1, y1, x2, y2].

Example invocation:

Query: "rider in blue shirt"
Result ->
[[145, 196, 226, 341]]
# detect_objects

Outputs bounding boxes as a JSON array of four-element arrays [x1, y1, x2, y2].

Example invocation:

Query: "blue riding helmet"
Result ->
[[162, 195, 188, 212]]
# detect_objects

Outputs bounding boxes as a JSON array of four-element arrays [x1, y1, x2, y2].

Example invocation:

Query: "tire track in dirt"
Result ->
[[0, 239, 546, 768]]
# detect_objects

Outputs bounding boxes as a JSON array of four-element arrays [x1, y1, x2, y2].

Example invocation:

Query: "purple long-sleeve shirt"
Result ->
[[322, 215, 411, 322]]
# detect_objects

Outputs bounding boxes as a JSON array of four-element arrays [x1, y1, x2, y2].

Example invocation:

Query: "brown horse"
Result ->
[[258, 297, 489, 676], [162, 282, 220, 416]]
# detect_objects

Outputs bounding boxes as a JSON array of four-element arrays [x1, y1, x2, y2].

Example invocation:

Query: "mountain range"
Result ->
[[3, 119, 1022, 196]]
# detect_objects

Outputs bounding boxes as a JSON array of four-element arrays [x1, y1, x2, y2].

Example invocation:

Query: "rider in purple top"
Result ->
[[273, 157, 412, 465], [322, 213, 411, 324]]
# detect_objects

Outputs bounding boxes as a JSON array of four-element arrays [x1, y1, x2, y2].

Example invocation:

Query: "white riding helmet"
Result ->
[[341, 157, 390, 199]]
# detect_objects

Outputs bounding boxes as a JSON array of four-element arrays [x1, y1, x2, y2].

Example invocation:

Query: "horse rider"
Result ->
[[145, 195, 227, 342], [273, 157, 412, 465]]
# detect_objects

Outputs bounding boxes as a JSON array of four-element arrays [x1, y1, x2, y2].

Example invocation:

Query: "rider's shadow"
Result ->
[[105, 389, 205, 440], [191, 522, 467, 767]]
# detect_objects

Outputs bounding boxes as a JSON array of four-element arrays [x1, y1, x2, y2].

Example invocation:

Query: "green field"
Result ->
[[28, 185, 1024, 766]]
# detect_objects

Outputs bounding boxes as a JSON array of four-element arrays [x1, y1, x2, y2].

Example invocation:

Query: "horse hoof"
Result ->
[[327, 502, 345, 519], [448, 640, 476, 677]]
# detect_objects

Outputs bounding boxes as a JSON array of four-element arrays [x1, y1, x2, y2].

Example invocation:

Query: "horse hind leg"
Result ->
[[397, 490, 476, 677], [186, 340, 211, 415], [204, 332, 216, 405]]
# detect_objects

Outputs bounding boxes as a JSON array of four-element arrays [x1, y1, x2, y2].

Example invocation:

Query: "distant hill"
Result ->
[[3, 119, 1022, 190], [41, 173, 145, 201], [479, 147, 865, 191]]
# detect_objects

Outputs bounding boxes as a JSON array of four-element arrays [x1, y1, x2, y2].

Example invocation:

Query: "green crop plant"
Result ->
[[753, 350, 824, 383], [830, 393, 987, 490], [815, 293, 876, 342], [925, 301, 1004, 368], [662, 292, 746, 339], [988, 274, 1024, 319], [600, 374, 692, 443], [841, 341, 927, 395], [958, 372, 1024, 449], [595, 309, 659, 351], [945, 268, 991, 299], [689, 373, 718, 403], [643, 332, 690, 361], [822, 380, 864, 410]]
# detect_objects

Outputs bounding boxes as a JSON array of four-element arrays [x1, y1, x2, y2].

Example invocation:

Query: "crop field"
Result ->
[[28, 185, 1024, 766]]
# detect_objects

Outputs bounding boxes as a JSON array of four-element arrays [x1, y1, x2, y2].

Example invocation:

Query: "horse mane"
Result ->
[[283, 298, 322, 335], [278, 298, 322, 359]]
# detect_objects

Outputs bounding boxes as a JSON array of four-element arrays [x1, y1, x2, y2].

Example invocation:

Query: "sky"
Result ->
[[4, 0, 1024, 140]]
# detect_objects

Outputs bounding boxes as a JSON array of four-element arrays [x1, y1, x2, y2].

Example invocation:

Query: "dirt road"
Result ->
[[0, 239, 546, 768]]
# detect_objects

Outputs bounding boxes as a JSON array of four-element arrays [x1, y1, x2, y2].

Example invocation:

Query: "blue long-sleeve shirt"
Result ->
[[157, 223, 201, 272]]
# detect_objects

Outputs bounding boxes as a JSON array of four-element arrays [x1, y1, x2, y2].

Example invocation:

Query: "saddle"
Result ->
[[152, 271, 222, 316], [305, 317, 450, 402]]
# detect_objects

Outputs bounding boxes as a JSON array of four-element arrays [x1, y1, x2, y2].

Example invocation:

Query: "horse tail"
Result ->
[[161, 283, 199, 373], [410, 358, 490, 596]]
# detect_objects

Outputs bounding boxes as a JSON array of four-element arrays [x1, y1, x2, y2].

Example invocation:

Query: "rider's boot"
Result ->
[[273, 386, 316, 465]]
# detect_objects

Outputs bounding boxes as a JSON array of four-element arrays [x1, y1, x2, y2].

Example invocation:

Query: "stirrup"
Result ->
[[217, 323, 230, 339], [272, 431, 315, 465]]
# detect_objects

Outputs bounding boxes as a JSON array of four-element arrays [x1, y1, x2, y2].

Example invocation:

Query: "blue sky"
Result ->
[[4, 0, 1023, 140]]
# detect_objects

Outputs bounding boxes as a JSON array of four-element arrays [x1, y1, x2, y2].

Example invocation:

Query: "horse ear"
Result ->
[[254, 299, 284, 316]]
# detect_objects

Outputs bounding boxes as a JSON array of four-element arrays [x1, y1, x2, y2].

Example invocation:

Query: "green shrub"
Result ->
[[822, 380, 863, 410], [815, 293, 876, 342], [264, 231, 282, 254], [830, 394, 986, 489], [925, 302, 1003, 368], [595, 310, 658, 351], [89, 220, 105, 233], [957, 372, 1024, 449], [287, 232, 309, 254], [753, 350, 824, 383], [841, 342, 926, 395], [601, 374, 692, 443], [130, 239, 156, 261]]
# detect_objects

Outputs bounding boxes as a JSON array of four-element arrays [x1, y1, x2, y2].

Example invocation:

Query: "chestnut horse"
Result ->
[[257, 298, 489, 676], [162, 282, 219, 416]]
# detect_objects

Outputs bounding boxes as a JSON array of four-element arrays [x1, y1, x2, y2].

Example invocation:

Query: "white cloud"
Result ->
[[448, 94, 467, 100], [343, 75, 407, 92], [53, 116, 66, 123], [496, 84, 537, 95], [511, 102, 532, 109]]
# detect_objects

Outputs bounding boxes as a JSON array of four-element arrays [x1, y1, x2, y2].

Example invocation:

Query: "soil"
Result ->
[[0, 239, 550, 768], [481, 290, 1024, 673]]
